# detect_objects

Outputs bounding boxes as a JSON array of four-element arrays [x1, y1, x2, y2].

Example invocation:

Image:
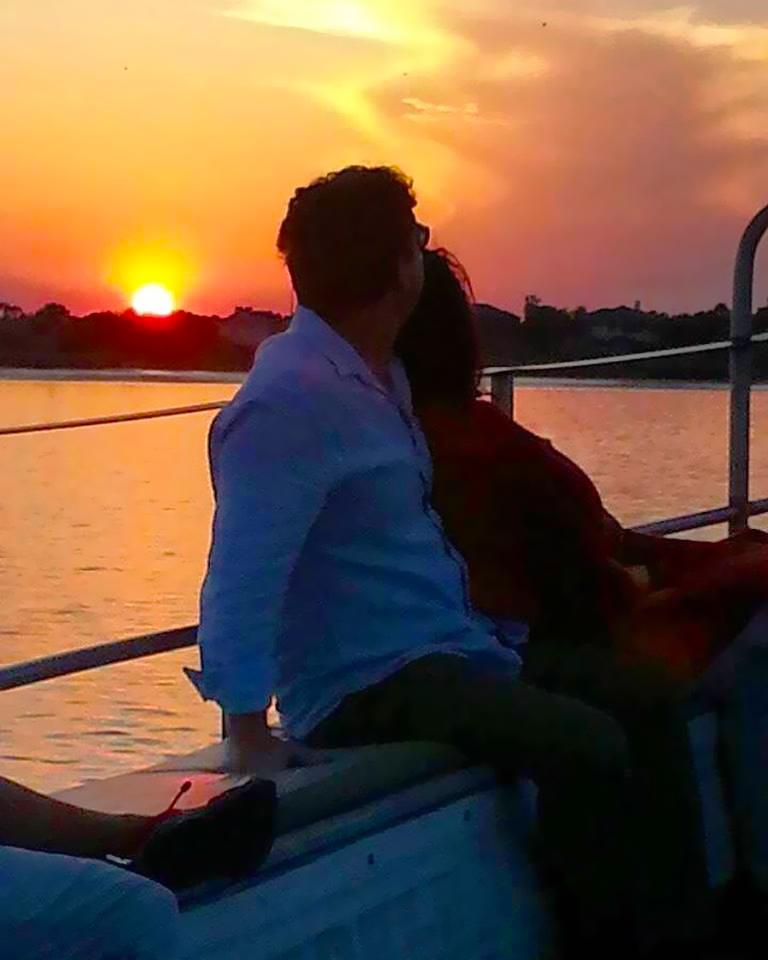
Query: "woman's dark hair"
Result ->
[[277, 165, 417, 318], [395, 248, 480, 409]]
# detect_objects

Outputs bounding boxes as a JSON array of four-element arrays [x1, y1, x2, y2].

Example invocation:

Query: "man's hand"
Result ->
[[224, 711, 334, 775]]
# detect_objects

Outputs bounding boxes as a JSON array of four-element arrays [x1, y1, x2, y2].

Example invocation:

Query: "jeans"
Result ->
[[700, 603, 768, 891], [0, 846, 179, 959]]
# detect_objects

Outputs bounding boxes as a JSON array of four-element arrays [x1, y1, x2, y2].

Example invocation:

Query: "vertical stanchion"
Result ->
[[490, 371, 515, 417], [730, 205, 768, 534]]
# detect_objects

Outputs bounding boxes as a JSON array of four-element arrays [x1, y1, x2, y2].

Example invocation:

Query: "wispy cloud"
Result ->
[[204, 2, 768, 307], [224, 0, 420, 43], [402, 97, 510, 127], [361, 3, 768, 309], [593, 5, 768, 59]]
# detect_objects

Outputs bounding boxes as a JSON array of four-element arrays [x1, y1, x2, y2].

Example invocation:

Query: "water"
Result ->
[[1, 376, 767, 794]]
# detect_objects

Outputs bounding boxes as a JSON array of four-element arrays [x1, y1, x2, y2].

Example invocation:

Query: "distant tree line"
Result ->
[[476, 297, 768, 380], [0, 303, 283, 372], [1, 297, 767, 380]]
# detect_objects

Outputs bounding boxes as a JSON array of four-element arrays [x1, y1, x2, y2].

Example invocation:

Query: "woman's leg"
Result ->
[[0, 774, 278, 893], [309, 654, 648, 955], [0, 776, 148, 859], [700, 604, 768, 893], [521, 642, 713, 942]]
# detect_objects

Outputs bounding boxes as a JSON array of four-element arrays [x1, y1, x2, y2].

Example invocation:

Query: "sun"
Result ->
[[132, 282, 176, 317]]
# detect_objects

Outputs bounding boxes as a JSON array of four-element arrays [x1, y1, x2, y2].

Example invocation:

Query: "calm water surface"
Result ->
[[1, 377, 767, 793]]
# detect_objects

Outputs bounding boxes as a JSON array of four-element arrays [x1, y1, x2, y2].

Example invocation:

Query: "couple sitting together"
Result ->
[[194, 165, 768, 960], [3, 163, 765, 959]]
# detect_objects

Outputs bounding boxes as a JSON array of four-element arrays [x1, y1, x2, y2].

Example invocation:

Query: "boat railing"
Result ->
[[1, 204, 767, 694]]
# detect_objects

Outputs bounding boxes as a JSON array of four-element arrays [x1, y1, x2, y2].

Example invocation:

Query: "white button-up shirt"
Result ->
[[193, 308, 523, 738]]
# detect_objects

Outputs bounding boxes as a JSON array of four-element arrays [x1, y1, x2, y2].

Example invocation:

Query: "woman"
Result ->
[[393, 249, 768, 947], [395, 248, 768, 680]]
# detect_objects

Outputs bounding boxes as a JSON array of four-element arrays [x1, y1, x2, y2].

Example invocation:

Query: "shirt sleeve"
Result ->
[[194, 397, 335, 715]]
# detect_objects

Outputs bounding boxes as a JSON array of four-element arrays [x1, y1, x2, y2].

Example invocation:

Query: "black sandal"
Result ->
[[129, 778, 277, 892]]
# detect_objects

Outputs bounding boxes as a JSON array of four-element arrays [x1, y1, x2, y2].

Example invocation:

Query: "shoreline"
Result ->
[[1, 367, 766, 391]]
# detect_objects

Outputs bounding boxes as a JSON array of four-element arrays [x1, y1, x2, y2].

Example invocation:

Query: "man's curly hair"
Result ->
[[277, 166, 418, 317]]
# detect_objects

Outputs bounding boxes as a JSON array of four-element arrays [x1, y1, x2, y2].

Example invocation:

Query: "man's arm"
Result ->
[[197, 398, 334, 769]]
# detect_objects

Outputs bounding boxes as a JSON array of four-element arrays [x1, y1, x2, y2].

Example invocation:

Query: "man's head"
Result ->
[[277, 166, 426, 328]]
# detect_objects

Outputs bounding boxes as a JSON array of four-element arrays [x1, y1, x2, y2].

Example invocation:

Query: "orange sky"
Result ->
[[3, 0, 768, 315]]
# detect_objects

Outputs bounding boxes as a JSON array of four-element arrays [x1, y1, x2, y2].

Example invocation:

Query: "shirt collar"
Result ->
[[289, 306, 413, 412]]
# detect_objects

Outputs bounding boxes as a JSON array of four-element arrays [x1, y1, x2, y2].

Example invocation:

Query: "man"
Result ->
[[195, 166, 717, 959], [0, 772, 275, 958]]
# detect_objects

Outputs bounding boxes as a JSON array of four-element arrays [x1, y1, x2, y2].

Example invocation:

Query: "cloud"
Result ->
[[621, 1, 768, 26], [362, 6, 768, 310], [593, 5, 768, 60], [212, 1, 768, 309], [482, 49, 549, 80], [225, 0, 390, 39], [223, 0, 439, 45], [401, 97, 510, 126]]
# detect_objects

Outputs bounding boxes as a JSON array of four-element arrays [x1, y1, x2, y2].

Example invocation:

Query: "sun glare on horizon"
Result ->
[[132, 282, 176, 316]]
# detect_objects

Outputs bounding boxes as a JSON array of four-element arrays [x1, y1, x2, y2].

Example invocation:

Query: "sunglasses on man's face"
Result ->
[[416, 223, 431, 250]]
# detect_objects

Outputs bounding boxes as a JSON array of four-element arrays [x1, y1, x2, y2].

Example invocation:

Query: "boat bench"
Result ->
[[55, 739, 472, 836], [57, 741, 550, 959], [53, 700, 737, 960]]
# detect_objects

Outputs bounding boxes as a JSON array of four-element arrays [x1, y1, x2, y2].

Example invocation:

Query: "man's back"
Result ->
[[196, 308, 521, 737]]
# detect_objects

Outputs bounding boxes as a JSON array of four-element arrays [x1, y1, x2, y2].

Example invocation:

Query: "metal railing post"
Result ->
[[729, 205, 768, 533], [490, 372, 514, 416]]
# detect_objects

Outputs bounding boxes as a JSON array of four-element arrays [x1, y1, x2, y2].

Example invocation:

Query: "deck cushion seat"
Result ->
[[54, 740, 472, 837]]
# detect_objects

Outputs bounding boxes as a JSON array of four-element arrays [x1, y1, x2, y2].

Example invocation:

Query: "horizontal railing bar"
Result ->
[[0, 402, 228, 438], [485, 330, 768, 376], [633, 506, 737, 535], [1, 369, 247, 385], [627, 498, 768, 536], [3, 333, 768, 439], [0, 625, 197, 692], [3, 495, 768, 692]]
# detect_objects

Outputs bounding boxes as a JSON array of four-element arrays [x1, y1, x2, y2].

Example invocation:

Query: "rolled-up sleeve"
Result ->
[[194, 397, 334, 714]]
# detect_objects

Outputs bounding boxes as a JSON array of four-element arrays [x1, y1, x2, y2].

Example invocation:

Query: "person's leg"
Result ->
[[0, 774, 278, 893], [0, 776, 150, 859], [699, 601, 768, 702], [700, 605, 768, 894], [522, 641, 712, 942], [0, 844, 179, 960], [308, 654, 638, 952]]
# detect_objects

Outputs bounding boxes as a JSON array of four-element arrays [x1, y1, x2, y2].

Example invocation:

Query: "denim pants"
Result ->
[[0, 846, 179, 959], [700, 603, 768, 892]]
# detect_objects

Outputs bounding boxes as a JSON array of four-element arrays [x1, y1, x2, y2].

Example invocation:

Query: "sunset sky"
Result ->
[[3, 1, 768, 316]]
